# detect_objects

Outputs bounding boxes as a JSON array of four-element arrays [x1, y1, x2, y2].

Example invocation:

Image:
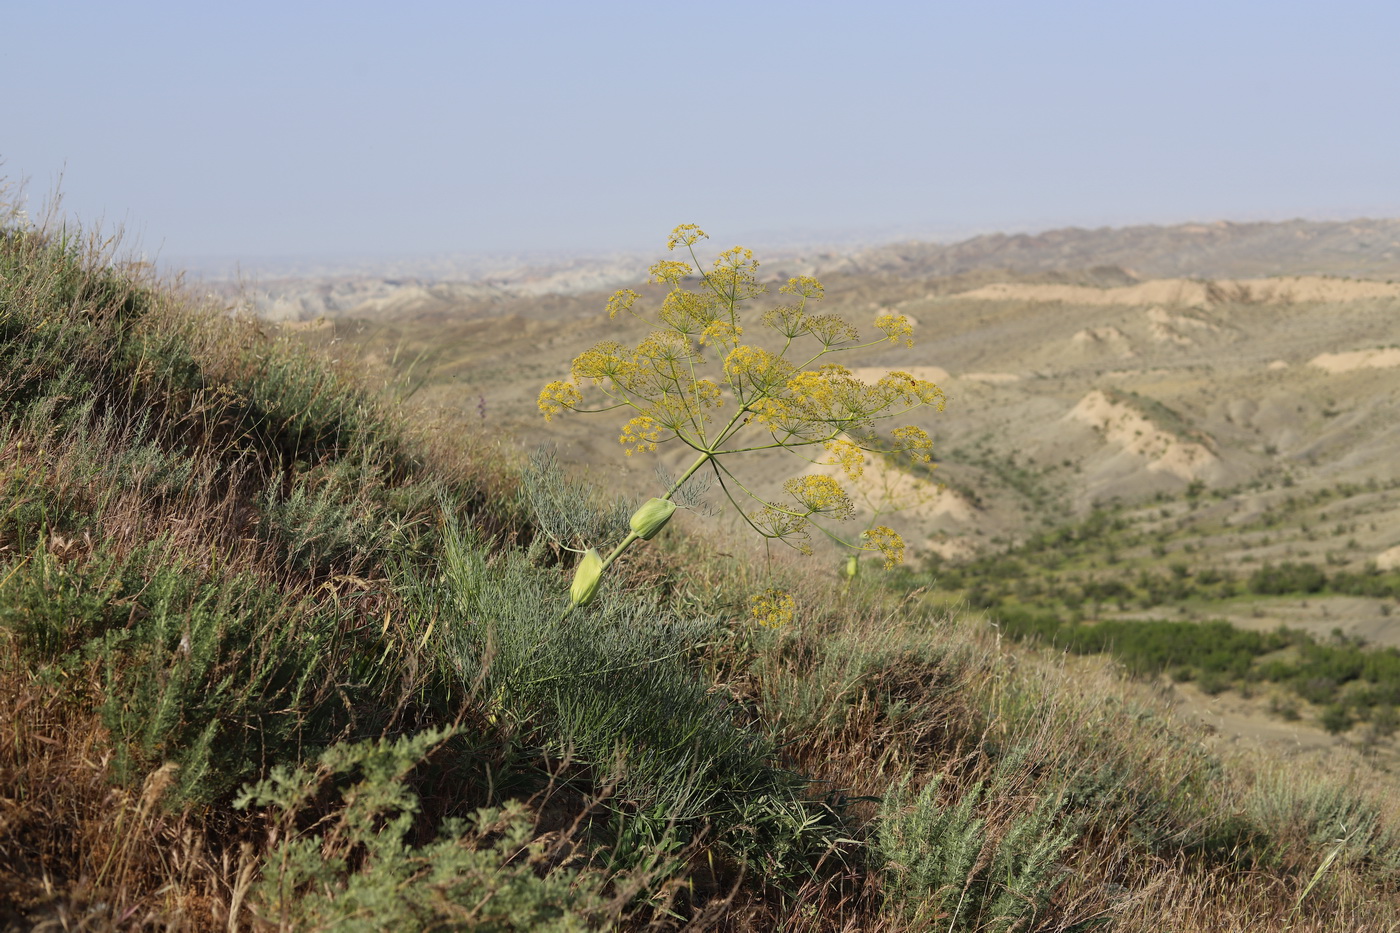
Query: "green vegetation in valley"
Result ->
[[993, 611, 1400, 736], [910, 486, 1400, 735]]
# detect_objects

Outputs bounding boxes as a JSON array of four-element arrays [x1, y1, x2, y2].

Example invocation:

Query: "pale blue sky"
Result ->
[[6, 0, 1398, 264]]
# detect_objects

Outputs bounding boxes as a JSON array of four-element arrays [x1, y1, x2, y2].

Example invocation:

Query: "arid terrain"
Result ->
[[12, 212, 1400, 930], [265, 220, 1400, 759]]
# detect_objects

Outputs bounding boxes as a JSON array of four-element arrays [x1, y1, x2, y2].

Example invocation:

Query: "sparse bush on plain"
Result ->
[[993, 605, 1400, 730]]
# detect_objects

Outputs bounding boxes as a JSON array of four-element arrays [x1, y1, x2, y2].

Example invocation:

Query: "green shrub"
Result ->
[[1250, 561, 1327, 596], [1245, 768, 1400, 873], [417, 515, 839, 875], [877, 769, 1076, 930], [0, 539, 396, 802], [1320, 704, 1354, 735], [236, 729, 603, 931]]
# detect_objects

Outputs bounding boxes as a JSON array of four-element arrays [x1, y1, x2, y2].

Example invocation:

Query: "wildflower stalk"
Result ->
[[545, 224, 945, 621], [561, 448, 713, 620], [606, 449, 711, 569]]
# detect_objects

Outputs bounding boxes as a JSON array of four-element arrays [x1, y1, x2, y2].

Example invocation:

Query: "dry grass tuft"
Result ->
[[0, 638, 232, 931]]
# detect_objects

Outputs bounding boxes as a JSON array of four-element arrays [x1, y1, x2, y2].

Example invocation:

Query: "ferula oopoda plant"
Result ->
[[542, 224, 946, 619]]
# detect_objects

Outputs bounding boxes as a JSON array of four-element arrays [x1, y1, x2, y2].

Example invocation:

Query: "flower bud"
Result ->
[[570, 549, 604, 607], [629, 498, 676, 540], [844, 554, 860, 579]]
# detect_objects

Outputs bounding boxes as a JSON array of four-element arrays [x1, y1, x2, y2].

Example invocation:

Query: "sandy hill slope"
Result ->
[[17, 220, 1400, 933], [288, 261, 1397, 575], [260, 219, 1400, 587]]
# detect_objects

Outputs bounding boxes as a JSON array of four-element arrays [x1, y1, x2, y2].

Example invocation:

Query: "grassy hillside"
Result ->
[[4, 219, 1400, 930]]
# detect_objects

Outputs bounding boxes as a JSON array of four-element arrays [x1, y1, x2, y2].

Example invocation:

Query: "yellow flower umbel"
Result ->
[[538, 381, 583, 421], [861, 526, 906, 569], [540, 225, 948, 617], [750, 588, 796, 628]]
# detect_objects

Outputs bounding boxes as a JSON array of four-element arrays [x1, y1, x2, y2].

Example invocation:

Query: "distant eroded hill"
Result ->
[[824, 218, 1400, 281]]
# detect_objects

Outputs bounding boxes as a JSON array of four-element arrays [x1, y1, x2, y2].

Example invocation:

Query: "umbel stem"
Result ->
[[560, 450, 713, 620]]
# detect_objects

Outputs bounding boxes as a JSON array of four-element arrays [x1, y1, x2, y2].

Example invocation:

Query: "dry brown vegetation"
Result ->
[[4, 211, 1400, 930]]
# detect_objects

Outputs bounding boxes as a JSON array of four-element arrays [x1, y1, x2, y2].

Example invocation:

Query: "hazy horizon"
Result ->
[[152, 214, 1400, 284], [7, 1, 1400, 266]]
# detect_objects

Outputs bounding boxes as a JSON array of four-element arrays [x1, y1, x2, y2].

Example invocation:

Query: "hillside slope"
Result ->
[[303, 230, 1400, 763], [4, 219, 1400, 930]]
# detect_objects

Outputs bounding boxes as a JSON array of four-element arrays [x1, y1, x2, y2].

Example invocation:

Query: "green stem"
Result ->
[[560, 449, 715, 621], [665, 448, 716, 500]]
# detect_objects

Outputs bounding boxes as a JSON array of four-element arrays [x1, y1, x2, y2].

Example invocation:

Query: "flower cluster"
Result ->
[[861, 525, 906, 569], [891, 424, 935, 461], [619, 415, 662, 455], [538, 381, 583, 422], [649, 260, 692, 285], [875, 312, 915, 347], [784, 475, 855, 521], [667, 224, 708, 249], [824, 438, 866, 480], [750, 588, 796, 628], [606, 288, 640, 319]]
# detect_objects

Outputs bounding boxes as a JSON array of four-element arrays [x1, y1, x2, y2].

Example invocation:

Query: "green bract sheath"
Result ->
[[570, 549, 604, 607], [629, 498, 676, 540]]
